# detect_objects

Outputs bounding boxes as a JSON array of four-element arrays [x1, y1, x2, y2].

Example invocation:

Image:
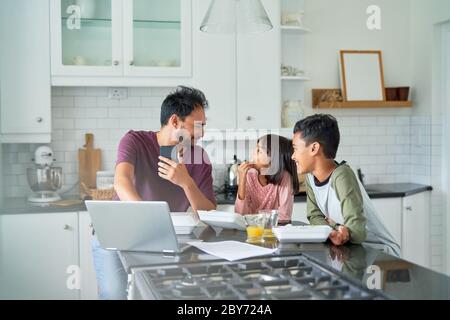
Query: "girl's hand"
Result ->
[[237, 161, 255, 201], [238, 161, 255, 179]]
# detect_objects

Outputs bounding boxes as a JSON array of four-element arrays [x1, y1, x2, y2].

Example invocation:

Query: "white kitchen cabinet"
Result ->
[[0, 212, 79, 300], [402, 192, 431, 268], [237, 0, 281, 129], [372, 193, 431, 269], [78, 211, 98, 300], [191, 0, 237, 130], [123, 0, 192, 77], [192, 0, 281, 130], [51, 0, 192, 86], [371, 198, 403, 247], [0, 0, 51, 143], [292, 201, 307, 223]]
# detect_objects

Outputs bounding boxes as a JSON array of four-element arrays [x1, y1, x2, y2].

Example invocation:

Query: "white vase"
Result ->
[[281, 101, 304, 128]]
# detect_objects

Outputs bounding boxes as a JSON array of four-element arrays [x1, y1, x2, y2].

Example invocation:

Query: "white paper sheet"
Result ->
[[187, 241, 278, 261]]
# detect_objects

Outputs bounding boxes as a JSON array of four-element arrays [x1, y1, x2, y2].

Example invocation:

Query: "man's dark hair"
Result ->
[[160, 86, 209, 126], [293, 114, 340, 159]]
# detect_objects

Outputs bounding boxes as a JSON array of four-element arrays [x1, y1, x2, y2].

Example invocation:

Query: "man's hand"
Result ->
[[329, 225, 350, 246], [158, 156, 193, 189]]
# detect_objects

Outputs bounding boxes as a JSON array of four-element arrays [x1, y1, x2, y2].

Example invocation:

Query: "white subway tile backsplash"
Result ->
[[141, 96, 165, 108], [53, 119, 74, 130], [119, 97, 141, 108], [74, 96, 97, 108], [52, 108, 64, 118], [52, 96, 74, 108], [130, 87, 152, 97], [86, 87, 108, 97], [98, 119, 120, 129], [63, 87, 86, 96], [150, 87, 174, 97], [75, 119, 97, 129], [97, 96, 120, 107]]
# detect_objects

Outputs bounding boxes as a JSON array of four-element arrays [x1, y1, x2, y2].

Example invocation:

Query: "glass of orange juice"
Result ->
[[244, 214, 267, 244], [259, 210, 279, 239]]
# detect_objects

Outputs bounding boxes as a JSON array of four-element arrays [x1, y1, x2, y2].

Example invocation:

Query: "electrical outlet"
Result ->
[[108, 87, 128, 100]]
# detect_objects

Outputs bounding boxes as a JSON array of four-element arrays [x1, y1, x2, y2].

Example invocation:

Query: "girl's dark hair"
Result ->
[[258, 134, 300, 194]]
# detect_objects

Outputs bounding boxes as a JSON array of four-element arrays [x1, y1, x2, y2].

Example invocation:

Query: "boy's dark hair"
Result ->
[[160, 86, 209, 126], [293, 114, 340, 159], [258, 134, 300, 194]]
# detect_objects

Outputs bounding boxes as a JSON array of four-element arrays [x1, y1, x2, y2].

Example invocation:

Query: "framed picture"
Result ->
[[340, 50, 386, 102]]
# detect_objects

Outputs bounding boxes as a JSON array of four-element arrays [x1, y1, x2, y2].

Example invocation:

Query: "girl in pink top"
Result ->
[[235, 134, 300, 223]]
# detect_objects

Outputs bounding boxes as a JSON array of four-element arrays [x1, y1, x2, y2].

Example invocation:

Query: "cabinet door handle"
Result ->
[[405, 206, 413, 212], [113, 60, 120, 66], [63, 224, 70, 230], [129, 60, 134, 66], [36, 117, 43, 123], [246, 116, 252, 121]]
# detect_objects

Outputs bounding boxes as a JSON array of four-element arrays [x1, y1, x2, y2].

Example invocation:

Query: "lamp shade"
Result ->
[[200, 0, 273, 34]]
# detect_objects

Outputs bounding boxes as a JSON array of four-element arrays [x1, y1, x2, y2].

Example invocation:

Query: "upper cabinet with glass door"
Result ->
[[50, 0, 192, 84], [123, 0, 192, 77], [51, 0, 123, 77]]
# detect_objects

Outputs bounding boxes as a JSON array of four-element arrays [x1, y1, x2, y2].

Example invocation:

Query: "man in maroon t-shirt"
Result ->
[[92, 86, 216, 299]]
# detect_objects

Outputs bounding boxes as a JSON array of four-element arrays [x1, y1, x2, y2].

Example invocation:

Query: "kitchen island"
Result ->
[[118, 225, 450, 300]]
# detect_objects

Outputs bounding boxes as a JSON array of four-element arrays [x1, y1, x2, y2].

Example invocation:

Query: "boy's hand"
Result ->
[[158, 156, 193, 189], [329, 225, 350, 246]]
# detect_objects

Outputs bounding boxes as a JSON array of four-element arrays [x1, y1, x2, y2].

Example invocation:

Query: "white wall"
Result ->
[[304, 0, 413, 117], [409, 0, 450, 274], [410, 0, 450, 116], [0, 144, 3, 203]]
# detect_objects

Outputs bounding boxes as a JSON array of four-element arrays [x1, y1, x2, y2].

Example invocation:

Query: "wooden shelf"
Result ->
[[315, 101, 412, 109], [281, 76, 310, 81]]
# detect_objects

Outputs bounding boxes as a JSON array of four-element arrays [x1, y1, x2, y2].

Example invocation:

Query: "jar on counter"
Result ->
[[96, 171, 115, 190]]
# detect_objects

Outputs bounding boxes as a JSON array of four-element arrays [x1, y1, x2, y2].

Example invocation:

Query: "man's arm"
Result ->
[[114, 162, 142, 201], [182, 178, 216, 213], [158, 156, 216, 213]]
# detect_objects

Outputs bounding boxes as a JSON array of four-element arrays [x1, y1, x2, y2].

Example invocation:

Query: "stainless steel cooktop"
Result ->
[[134, 255, 387, 300]]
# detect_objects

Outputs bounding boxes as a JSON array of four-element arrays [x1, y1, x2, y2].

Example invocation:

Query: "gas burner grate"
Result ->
[[138, 255, 387, 300]]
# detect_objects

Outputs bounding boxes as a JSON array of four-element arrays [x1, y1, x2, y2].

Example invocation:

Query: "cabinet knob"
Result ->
[[63, 224, 70, 230], [405, 206, 413, 212], [129, 60, 134, 66], [113, 60, 119, 66], [36, 117, 43, 123], [246, 116, 252, 121]]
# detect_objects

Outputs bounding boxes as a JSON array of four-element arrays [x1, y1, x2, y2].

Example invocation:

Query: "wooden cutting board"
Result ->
[[78, 133, 101, 197]]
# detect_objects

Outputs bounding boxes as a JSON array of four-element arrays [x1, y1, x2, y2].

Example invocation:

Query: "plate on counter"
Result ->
[[170, 212, 200, 235], [273, 225, 332, 243], [197, 210, 247, 231]]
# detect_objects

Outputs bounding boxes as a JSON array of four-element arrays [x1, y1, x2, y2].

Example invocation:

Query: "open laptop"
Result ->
[[85, 200, 199, 254]]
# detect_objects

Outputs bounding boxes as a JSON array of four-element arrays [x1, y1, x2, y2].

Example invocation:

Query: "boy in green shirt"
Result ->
[[291, 114, 400, 256]]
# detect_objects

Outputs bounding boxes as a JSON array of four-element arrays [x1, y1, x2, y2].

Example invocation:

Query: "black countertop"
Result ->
[[118, 225, 450, 300], [0, 183, 432, 214], [216, 183, 433, 205]]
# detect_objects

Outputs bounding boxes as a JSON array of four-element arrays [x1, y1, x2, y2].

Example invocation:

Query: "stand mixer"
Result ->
[[26, 146, 62, 203]]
